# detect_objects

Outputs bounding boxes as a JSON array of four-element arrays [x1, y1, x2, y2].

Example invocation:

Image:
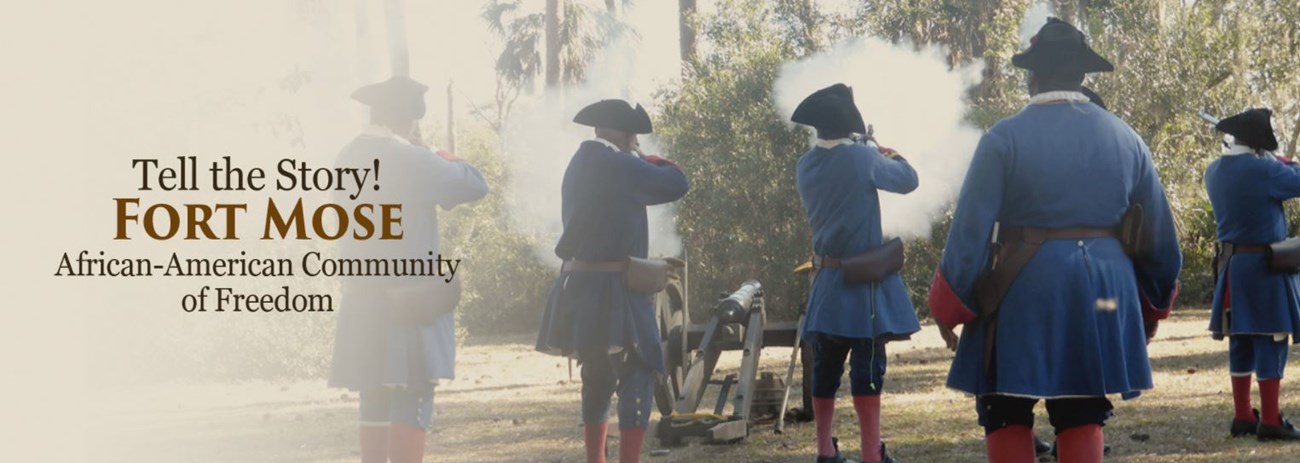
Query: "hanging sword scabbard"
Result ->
[[987, 222, 1002, 271]]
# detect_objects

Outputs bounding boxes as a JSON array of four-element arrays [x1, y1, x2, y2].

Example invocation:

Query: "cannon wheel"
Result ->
[[654, 278, 689, 416]]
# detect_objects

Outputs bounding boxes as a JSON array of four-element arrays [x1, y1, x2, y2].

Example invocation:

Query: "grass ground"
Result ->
[[89, 310, 1300, 462]]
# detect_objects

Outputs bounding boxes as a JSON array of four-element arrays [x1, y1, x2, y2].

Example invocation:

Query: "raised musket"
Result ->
[[1200, 108, 1283, 158]]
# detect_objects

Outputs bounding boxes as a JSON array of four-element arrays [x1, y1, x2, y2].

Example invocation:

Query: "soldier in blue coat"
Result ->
[[535, 99, 689, 463], [329, 75, 489, 463], [792, 83, 919, 463], [1205, 107, 1300, 440], [928, 18, 1182, 462]]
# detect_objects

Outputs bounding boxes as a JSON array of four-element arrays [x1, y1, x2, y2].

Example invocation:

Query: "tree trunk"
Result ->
[[545, 0, 562, 88], [798, 0, 818, 49], [353, 0, 373, 84], [678, 0, 697, 67], [605, 0, 616, 14], [1287, 112, 1299, 160], [446, 80, 456, 152], [384, 0, 410, 77]]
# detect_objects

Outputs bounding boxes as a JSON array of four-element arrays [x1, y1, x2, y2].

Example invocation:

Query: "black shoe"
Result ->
[[815, 437, 860, 463], [1231, 409, 1261, 437], [1258, 413, 1300, 441], [1034, 436, 1052, 455], [879, 441, 896, 463]]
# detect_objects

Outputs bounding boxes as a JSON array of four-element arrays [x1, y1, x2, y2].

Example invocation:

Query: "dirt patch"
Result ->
[[88, 310, 1300, 462]]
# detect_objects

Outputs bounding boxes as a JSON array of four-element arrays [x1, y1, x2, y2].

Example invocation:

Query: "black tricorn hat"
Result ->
[[573, 99, 654, 134], [1217, 108, 1278, 151], [1013, 17, 1114, 74], [1080, 86, 1107, 110], [790, 83, 867, 135], [352, 75, 429, 121]]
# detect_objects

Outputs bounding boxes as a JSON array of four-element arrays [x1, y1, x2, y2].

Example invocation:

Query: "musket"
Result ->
[[1198, 109, 1231, 150], [851, 124, 878, 147], [1199, 108, 1283, 158]]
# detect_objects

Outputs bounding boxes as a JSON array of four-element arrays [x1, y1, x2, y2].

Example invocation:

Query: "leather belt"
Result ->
[[999, 226, 1117, 244], [1220, 242, 1268, 254], [562, 260, 626, 273]]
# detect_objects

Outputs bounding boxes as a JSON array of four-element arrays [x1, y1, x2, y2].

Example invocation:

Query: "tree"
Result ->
[[679, 0, 697, 66], [469, 0, 1299, 333], [657, 0, 819, 319], [483, 0, 611, 126], [546, 0, 562, 88], [658, 0, 1300, 320]]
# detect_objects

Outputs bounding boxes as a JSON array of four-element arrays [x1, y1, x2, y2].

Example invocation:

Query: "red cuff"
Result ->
[[1141, 281, 1178, 321], [435, 149, 462, 162], [644, 155, 679, 169], [928, 268, 977, 327]]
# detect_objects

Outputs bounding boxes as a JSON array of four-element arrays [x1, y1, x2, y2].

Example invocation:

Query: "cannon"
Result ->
[[652, 262, 815, 446]]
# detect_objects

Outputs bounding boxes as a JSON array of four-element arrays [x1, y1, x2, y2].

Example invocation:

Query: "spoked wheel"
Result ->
[[654, 278, 689, 416]]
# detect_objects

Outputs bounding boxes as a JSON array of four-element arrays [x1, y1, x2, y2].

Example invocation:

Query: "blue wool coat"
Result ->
[[328, 131, 489, 391], [535, 140, 690, 373], [931, 101, 1182, 399], [796, 141, 921, 341], [1206, 153, 1300, 339]]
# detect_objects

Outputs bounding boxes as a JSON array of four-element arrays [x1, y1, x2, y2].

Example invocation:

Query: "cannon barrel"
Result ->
[[716, 280, 762, 322], [655, 276, 816, 445]]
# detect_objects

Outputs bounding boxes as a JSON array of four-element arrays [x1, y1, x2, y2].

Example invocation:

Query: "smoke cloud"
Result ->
[[500, 28, 683, 267], [1019, 2, 1057, 47], [772, 38, 985, 239]]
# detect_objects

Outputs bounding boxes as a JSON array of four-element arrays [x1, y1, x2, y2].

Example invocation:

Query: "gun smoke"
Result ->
[[1019, 2, 1057, 48], [773, 37, 985, 239], [500, 32, 683, 267]]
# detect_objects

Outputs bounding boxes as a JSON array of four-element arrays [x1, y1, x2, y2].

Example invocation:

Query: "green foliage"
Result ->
[[455, 0, 1300, 336], [482, 0, 630, 125], [440, 128, 556, 337], [656, 0, 817, 321], [655, 0, 1300, 320], [172, 0, 1299, 382], [1077, 0, 1300, 302]]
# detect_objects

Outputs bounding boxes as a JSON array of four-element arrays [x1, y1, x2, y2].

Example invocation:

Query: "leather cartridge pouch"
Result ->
[[1268, 237, 1300, 273], [624, 257, 671, 293], [1118, 203, 1145, 257], [830, 237, 906, 285]]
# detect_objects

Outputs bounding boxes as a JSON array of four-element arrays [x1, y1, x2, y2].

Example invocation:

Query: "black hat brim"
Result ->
[[352, 76, 429, 121], [1012, 45, 1114, 74], [573, 100, 653, 134], [1013, 18, 1114, 74], [791, 83, 867, 135], [1217, 108, 1279, 151]]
